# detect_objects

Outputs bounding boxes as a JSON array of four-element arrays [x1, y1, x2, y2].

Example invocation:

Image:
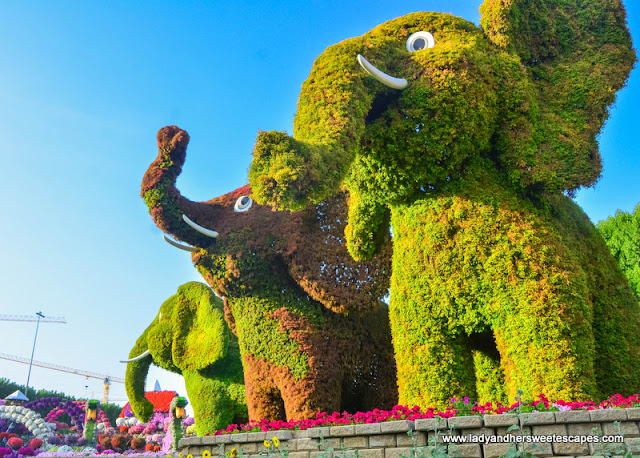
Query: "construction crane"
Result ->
[[1, 312, 67, 399], [0, 314, 66, 324], [0, 352, 124, 404]]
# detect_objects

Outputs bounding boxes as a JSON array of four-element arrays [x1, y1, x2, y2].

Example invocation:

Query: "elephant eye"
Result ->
[[234, 196, 252, 212], [406, 31, 435, 52]]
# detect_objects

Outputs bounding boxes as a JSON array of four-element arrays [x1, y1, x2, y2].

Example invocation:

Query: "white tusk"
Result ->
[[182, 214, 219, 238], [357, 54, 408, 90], [120, 349, 151, 363], [163, 234, 199, 252]]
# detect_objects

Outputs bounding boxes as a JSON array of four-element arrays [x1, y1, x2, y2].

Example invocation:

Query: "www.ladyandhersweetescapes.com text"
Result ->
[[441, 434, 624, 445]]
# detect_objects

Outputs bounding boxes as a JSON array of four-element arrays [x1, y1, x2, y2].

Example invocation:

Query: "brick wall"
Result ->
[[178, 408, 640, 458]]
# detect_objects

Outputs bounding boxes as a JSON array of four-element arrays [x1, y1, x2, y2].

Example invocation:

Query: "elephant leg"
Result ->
[[472, 349, 507, 406], [390, 306, 477, 409], [347, 305, 398, 412], [492, 300, 597, 403], [183, 370, 236, 436], [242, 354, 287, 421], [280, 372, 342, 421]]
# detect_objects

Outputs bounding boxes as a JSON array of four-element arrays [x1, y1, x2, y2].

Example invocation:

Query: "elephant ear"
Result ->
[[172, 282, 229, 370], [286, 192, 392, 314], [480, 0, 635, 193], [147, 294, 180, 372]]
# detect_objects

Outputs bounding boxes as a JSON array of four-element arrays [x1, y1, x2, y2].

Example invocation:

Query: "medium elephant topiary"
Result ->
[[123, 281, 247, 435], [141, 126, 397, 421], [248, 0, 640, 408]]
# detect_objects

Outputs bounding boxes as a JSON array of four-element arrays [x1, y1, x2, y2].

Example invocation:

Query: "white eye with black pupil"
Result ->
[[234, 196, 252, 212], [406, 31, 435, 52]]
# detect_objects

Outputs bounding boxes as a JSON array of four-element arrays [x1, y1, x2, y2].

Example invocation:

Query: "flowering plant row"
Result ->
[[211, 393, 640, 435]]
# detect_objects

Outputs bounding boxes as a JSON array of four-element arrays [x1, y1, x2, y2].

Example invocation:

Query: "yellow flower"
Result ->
[[272, 437, 279, 448], [187, 454, 193, 458], [264, 440, 271, 448], [230, 447, 237, 458], [179, 453, 182, 458], [203, 451, 212, 458]]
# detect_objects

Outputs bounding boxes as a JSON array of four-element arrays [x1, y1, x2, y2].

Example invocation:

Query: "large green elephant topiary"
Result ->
[[140, 126, 397, 422], [123, 281, 247, 435], [248, 0, 640, 408]]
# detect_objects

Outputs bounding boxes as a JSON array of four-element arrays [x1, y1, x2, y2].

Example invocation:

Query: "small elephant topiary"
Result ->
[[248, 0, 640, 408], [141, 126, 397, 421], [123, 281, 247, 435]]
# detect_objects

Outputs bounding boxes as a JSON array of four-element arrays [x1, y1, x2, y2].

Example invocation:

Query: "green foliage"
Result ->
[[100, 403, 122, 426], [501, 390, 543, 458], [472, 351, 507, 406], [591, 420, 634, 457], [399, 423, 458, 458], [0, 378, 66, 402], [246, 0, 639, 409], [168, 395, 188, 451], [389, 168, 640, 407], [83, 420, 96, 445], [597, 203, 640, 301], [124, 282, 247, 434]]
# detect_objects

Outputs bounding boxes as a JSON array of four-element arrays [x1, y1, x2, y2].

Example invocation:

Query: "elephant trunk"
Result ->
[[249, 43, 375, 211], [124, 338, 154, 422], [141, 126, 216, 248]]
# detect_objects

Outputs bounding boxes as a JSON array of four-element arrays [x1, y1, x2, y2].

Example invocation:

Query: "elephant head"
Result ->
[[141, 127, 396, 421], [142, 125, 391, 314], [122, 281, 246, 435], [248, 0, 635, 260]]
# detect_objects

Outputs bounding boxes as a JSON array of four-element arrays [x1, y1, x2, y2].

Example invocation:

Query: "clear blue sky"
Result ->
[[0, 0, 638, 410]]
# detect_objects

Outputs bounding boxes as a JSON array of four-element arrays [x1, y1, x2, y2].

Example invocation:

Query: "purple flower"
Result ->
[[18, 446, 36, 456], [46, 436, 61, 446], [183, 418, 195, 427]]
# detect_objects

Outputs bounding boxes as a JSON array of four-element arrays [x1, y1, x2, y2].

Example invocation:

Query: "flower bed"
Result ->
[[0, 397, 193, 458], [210, 393, 640, 435]]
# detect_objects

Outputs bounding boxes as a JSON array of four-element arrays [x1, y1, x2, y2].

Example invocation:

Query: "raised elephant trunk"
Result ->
[[248, 45, 376, 213], [141, 126, 218, 249]]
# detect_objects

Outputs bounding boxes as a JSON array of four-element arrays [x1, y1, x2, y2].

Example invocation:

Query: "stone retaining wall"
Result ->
[[179, 408, 640, 458]]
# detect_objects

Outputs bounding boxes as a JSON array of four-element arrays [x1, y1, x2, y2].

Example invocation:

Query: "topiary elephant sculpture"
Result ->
[[122, 281, 247, 435], [140, 126, 397, 422], [248, 0, 640, 408]]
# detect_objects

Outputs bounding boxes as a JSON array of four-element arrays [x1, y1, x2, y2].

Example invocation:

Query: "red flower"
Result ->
[[28, 438, 43, 450], [7, 437, 24, 450]]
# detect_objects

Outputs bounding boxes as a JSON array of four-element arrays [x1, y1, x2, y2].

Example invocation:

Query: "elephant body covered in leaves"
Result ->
[[141, 126, 397, 422], [124, 281, 247, 435], [247, 0, 640, 408]]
